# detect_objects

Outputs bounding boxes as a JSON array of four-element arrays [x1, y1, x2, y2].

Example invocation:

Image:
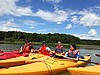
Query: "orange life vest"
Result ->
[[39, 46, 50, 56], [22, 44, 32, 53]]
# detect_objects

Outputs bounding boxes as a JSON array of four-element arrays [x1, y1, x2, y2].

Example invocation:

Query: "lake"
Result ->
[[0, 44, 100, 75]]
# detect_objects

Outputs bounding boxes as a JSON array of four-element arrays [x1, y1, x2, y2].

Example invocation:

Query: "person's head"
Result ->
[[70, 44, 76, 50], [58, 41, 61, 46], [25, 40, 29, 44], [42, 41, 46, 46]]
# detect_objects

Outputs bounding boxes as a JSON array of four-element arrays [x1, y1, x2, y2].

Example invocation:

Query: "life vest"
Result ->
[[22, 43, 32, 53], [55, 45, 63, 53], [39, 46, 50, 56], [67, 49, 79, 58]]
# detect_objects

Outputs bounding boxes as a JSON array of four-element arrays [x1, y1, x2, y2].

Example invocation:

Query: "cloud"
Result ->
[[73, 29, 98, 40], [71, 16, 79, 24], [65, 24, 72, 29], [0, 0, 33, 16], [80, 12, 100, 27], [88, 29, 97, 37], [57, 22, 62, 24], [13, 7, 33, 16], [24, 20, 45, 29], [35, 9, 68, 24], [24, 20, 37, 29], [43, 0, 62, 3], [0, 20, 22, 31]]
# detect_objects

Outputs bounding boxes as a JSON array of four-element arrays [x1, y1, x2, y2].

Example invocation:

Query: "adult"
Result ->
[[20, 40, 34, 53], [55, 41, 64, 54], [66, 44, 79, 58], [39, 41, 53, 56]]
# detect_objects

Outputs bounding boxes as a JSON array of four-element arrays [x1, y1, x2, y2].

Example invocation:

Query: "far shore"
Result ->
[[0, 41, 100, 50]]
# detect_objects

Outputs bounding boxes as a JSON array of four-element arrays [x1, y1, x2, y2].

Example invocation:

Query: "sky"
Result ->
[[0, 0, 100, 40]]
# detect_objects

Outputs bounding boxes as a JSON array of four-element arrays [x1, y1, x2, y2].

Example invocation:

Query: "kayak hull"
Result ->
[[68, 65, 100, 75], [0, 53, 45, 67], [0, 55, 91, 75]]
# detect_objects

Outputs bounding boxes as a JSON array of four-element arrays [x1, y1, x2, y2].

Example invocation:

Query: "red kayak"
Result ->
[[95, 54, 100, 57], [0, 50, 28, 60]]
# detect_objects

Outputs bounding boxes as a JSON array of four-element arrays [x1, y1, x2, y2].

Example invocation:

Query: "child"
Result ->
[[66, 44, 79, 59]]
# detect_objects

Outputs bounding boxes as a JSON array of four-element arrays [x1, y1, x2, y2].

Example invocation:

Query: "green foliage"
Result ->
[[0, 31, 99, 45]]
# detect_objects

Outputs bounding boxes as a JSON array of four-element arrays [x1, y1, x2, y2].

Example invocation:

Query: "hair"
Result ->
[[25, 40, 29, 43], [42, 41, 46, 44], [71, 44, 76, 50]]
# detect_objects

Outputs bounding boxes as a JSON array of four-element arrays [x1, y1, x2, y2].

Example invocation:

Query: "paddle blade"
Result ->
[[95, 54, 100, 57]]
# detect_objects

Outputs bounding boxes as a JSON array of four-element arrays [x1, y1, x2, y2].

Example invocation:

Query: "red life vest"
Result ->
[[22, 44, 32, 53], [39, 46, 50, 56]]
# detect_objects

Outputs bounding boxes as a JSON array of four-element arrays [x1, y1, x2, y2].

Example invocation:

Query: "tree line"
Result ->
[[0, 31, 100, 46]]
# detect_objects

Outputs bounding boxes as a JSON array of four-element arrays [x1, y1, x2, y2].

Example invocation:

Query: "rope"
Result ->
[[43, 60, 52, 75], [42, 57, 57, 75]]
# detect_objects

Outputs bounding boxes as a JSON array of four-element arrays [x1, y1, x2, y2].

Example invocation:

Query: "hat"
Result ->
[[42, 41, 46, 44], [58, 41, 61, 44]]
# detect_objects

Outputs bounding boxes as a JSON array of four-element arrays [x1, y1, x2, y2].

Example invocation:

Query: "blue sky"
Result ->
[[0, 0, 100, 40]]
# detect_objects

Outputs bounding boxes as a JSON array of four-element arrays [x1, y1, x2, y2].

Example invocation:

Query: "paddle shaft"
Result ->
[[67, 56, 99, 65], [54, 55, 99, 65], [78, 59, 99, 65]]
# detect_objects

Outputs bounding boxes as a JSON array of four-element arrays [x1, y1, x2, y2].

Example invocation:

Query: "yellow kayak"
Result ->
[[0, 53, 45, 67], [0, 55, 91, 75], [68, 65, 100, 75]]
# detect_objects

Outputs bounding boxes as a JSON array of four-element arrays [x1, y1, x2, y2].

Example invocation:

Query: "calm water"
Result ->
[[0, 44, 100, 75]]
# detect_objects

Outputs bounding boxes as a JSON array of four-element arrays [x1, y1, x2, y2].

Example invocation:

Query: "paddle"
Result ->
[[95, 54, 100, 57], [54, 54, 100, 65], [78, 59, 100, 65]]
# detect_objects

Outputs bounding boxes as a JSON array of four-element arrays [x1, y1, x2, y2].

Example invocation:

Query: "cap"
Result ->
[[58, 41, 61, 44], [42, 41, 46, 44]]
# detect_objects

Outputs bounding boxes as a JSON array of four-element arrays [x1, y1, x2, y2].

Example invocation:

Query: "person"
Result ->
[[66, 44, 79, 59], [19, 40, 34, 53], [39, 41, 53, 56], [55, 41, 65, 55], [54, 44, 84, 59]]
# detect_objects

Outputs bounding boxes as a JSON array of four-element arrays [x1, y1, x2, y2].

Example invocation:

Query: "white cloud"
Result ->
[[24, 20, 45, 29], [65, 24, 72, 29], [24, 20, 36, 29], [73, 34, 100, 40], [0, 0, 33, 16], [35, 9, 68, 24], [0, 20, 22, 31], [73, 29, 98, 40], [88, 29, 97, 37], [79, 10, 100, 27], [43, 0, 62, 3], [57, 22, 62, 24], [71, 16, 79, 24], [13, 7, 33, 16]]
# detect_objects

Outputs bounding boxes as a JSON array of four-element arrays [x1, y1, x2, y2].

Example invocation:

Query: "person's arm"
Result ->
[[19, 46, 23, 53], [46, 47, 51, 52]]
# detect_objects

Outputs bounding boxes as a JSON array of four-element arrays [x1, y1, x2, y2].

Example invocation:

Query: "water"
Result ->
[[0, 44, 100, 75]]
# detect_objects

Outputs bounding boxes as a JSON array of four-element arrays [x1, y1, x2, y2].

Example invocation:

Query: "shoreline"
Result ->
[[0, 41, 100, 50]]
